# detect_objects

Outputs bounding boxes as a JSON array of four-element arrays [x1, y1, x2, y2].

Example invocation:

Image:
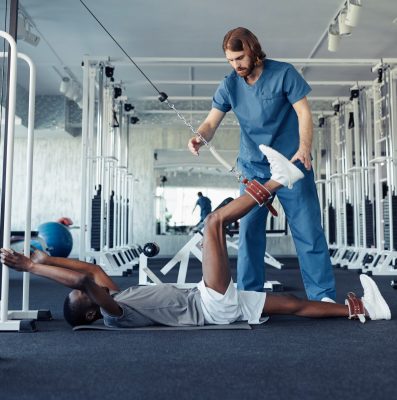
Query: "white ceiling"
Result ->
[[1, 0, 397, 121]]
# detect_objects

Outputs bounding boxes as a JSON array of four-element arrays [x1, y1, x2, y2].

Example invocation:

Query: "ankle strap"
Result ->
[[244, 179, 278, 217], [345, 292, 366, 323]]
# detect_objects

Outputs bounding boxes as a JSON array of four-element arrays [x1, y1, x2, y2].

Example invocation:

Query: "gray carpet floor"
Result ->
[[1, 257, 396, 400]]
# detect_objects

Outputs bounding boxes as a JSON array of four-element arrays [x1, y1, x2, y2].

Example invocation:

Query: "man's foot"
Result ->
[[259, 145, 304, 188], [360, 274, 391, 320]]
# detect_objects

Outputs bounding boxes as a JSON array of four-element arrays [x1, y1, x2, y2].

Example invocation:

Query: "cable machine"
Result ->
[[79, 58, 142, 276]]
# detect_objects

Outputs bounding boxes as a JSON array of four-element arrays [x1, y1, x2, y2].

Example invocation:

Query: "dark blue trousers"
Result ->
[[237, 165, 336, 300]]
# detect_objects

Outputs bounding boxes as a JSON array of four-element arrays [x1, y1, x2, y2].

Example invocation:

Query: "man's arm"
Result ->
[[1, 249, 122, 316], [1, 248, 92, 289], [31, 250, 119, 291], [188, 108, 225, 155], [290, 96, 313, 170]]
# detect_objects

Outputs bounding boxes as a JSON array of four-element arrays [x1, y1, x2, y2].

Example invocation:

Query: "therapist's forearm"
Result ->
[[196, 120, 217, 142], [297, 111, 313, 151]]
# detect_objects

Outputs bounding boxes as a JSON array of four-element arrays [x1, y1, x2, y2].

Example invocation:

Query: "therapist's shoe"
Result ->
[[259, 145, 304, 189], [321, 297, 336, 303]]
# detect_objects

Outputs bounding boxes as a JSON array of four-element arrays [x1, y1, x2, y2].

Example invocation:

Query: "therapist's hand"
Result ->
[[188, 136, 204, 156], [290, 145, 312, 170]]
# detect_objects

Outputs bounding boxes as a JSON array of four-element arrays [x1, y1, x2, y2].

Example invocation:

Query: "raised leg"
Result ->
[[202, 180, 281, 294]]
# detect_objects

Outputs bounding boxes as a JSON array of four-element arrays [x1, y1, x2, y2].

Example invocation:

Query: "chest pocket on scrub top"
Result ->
[[261, 94, 284, 123]]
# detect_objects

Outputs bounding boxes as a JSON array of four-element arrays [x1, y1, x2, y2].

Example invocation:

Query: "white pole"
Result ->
[[79, 56, 90, 260], [19, 53, 36, 311], [0, 31, 18, 323]]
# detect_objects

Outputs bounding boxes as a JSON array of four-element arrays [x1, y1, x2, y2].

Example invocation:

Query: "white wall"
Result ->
[[10, 130, 82, 255]]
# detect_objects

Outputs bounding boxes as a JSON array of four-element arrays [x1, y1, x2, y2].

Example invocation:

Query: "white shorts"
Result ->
[[197, 279, 268, 325]]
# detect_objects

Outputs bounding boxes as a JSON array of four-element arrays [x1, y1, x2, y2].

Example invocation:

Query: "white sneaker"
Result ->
[[259, 145, 304, 188], [360, 274, 391, 320], [321, 297, 336, 303]]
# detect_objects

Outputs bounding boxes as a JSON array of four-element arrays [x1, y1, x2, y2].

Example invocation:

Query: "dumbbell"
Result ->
[[143, 242, 160, 258]]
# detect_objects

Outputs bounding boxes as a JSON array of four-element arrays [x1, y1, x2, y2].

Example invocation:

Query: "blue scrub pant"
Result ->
[[237, 165, 336, 300]]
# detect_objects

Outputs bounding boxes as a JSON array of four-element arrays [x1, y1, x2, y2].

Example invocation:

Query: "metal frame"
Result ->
[[0, 32, 45, 331]]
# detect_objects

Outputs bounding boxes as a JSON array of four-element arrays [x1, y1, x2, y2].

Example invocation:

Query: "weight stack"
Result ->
[[328, 205, 336, 244], [383, 199, 390, 250], [359, 203, 364, 247], [392, 195, 397, 250], [125, 199, 129, 244], [364, 199, 375, 248], [346, 203, 354, 246], [108, 191, 115, 249], [90, 185, 102, 251]]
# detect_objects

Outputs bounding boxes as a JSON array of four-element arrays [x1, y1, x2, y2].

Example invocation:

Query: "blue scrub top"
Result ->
[[212, 59, 311, 179], [196, 196, 211, 213]]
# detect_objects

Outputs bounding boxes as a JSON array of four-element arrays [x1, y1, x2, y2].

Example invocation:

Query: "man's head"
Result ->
[[222, 27, 266, 77], [197, 192, 203, 197], [63, 290, 101, 327]]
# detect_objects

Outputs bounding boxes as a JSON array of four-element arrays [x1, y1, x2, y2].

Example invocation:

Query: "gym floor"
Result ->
[[1, 258, 396, 400]]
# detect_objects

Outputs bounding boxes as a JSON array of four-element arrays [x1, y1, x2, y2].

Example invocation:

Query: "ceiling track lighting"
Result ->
[[327, 0, 362, 53]]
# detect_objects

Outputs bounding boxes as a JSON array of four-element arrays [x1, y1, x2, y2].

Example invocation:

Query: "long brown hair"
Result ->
[[222, 27, 266, 61]]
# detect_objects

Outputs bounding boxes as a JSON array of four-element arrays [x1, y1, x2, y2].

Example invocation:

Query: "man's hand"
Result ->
[[188, 136, 204, 156], [290, 145, 312, 170], [1, 248, 33, 272]]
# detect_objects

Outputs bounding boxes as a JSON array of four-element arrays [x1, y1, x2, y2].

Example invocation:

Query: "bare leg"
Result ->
[[263, 293, 349, 318], [202, 180, 282, 294]]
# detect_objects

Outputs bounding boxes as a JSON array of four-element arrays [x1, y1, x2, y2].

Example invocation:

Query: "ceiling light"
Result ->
[[338, 9, 352, 35], [59, 77, 70, 94], [345, 0, 362, 27], [328, 25, 340, 52], [17, 13, 40, 46]]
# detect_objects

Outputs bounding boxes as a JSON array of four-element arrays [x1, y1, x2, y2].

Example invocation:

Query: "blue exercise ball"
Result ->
[[30, 239, 44, 252], [37, 222, 73, 257], [10, 238, 44, 254]]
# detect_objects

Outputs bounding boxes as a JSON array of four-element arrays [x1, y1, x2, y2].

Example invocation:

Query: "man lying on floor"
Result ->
[[0, 146, 391, 328]]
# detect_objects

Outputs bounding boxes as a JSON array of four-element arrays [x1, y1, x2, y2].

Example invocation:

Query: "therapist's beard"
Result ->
[[236, 59, 256, 77]]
